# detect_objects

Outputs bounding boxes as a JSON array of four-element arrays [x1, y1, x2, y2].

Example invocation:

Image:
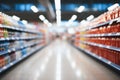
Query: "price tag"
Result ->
[[117, 18, 120, 23], [19, 58, 22, 60], [116, 33, 120, 36], [10, 63, 13, 66], [11, 37, 15, 40], [108, 33, 112, 36], [1, 38, 5, 41], [21, 46, 23, 48], [17, 37, 19, 40], [99, 56, 102, 59], [12, 48, 16, 51], [6, 38, 9, 40], [109, 20, 113, 25], [8, 50, 11, 53], [3, 66, 7, 69], [108, 61, 111, 64]]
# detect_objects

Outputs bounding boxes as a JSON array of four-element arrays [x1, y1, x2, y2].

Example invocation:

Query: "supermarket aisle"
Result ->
[[0, 39, 120, 80]]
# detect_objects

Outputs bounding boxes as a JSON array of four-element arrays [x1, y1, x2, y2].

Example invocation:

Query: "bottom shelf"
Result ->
[[0, 45, 45, 73], [73, 45, 120, 71]]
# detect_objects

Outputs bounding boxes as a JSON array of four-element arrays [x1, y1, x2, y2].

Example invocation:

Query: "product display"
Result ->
[[0, 12, 47, 73], [72, 6, 120, 71]]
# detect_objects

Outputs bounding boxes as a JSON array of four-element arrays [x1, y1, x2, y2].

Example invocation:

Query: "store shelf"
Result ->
[[82, 17, 120, 31], [0, 25, 41, 34], [0, 41, 43, 56], [0, 36, 42, 41], [0, 45, 44, 73], [73, 45, 120, 71], [76, 33, 120, 38], [79, 41, 120, 52]]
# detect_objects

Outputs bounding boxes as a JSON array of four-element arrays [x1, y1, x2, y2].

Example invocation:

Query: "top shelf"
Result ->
[[85, 17, 120, 31], [0, 25, 41, 34]]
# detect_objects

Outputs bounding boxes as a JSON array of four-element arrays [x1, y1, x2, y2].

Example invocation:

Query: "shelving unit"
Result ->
[[0, 45, 44, 73], [73, 45, 120, 71], [77, 33, 120, 37], [71, 6, 120, 72], [0, 41, 43, 56], [0, 25, 41, 34], [79, 41, 120, 52], [0, 13, 49, 73], [84, 17, 120, 31], [0, 36, 42, 41]]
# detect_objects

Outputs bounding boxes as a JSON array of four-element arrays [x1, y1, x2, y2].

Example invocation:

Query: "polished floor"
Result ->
[[0, 39, 120, 80]]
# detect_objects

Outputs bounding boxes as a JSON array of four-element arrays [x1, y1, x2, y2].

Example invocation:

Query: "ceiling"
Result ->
[[0, 0, 119, 22], [1, 0, 118, 4]]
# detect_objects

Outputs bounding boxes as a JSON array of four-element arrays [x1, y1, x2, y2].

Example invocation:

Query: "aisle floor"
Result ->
[[0, 39, 120, 80]]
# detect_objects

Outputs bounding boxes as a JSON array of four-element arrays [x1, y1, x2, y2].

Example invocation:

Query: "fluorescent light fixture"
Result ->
[[39, 15, 45, 21], [43, 19, 52, 27], [54, 0, 61, 25], [43, 19, 49, 24], [68, 15, 77, 23], [76, 6, 85, 13], [71, 15, 77, 21], [31, 6, 39, 13], [108, 3, 119, 11], [48, 23, 52, 27], [12, 15, 20, 21], [87, 15, 94, 21], [80, 20, 86, 24], [56, 10, 61, 16], [39, 15, 52, 27], [55, 0, 61, 10], [21, 20, 28, 24]]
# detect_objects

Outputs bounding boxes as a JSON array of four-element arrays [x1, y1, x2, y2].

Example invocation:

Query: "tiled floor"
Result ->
[[0, 39, 120, 80]]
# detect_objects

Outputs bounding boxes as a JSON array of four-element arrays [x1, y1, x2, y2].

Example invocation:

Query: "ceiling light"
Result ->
[[31, 6, 39, 13], [68, 15, 77, 23], [76, 6, 85, 13], [80, 20, 86, 24], [43, 19, 49, 24], [39, 15, 45, 21], [71, 15, 77, 21], [54, 0, 61, 26], [12, 15, 20, 21], [108, 3, 119, 11], [21, 20, 28, 24], [87, 15, 94, 21], [55, 0, 61, 10]]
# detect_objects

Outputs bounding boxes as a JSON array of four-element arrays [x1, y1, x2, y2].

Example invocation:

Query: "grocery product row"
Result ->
[[1, 39, 120, 80], [0, 39, 45, 55], [80, 6, 120, 31], [74, 45, 120, 71], [0, 12, 40, 34], [0, 44, 44, 73], [0, 27, 40, 38], [0, 12, 50, 73], [71, 5, 120, 71], [0, 37, 46, 73]]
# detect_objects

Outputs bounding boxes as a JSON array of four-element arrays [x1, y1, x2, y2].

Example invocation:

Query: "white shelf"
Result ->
[[0, 36, 42, 41], [0, 25, 41, 34], [89, 17, 119, 29], [0, 45, 44, 73], [74, 45, 120, 71], [0, 41, 42, 56], [80, 41, 120, 52], [76, 33, 120, 37], [80, 17, 120, 31]]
